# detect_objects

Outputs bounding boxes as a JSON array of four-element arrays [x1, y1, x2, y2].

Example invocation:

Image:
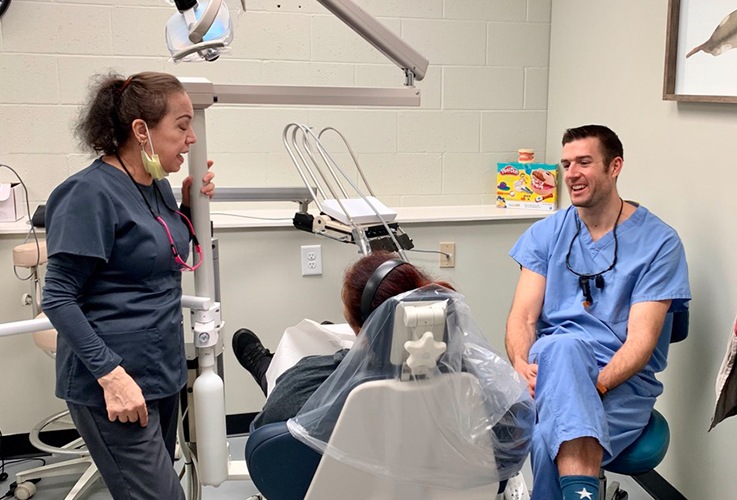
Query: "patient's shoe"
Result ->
[[232, 328, 273, 377]]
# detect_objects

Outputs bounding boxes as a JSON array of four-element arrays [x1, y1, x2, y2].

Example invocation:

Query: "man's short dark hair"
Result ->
[[562, 124, 624, 166]]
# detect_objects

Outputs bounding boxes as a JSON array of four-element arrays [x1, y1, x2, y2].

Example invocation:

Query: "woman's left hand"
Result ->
[[181, 160, 215, 206]]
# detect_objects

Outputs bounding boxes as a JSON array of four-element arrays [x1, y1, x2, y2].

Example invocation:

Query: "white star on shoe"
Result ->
[[576, 487, 593, 500]]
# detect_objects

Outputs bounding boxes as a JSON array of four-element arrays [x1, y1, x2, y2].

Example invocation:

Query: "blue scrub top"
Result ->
[[510, 204, 691, 374], [44, 159, 190, 406]]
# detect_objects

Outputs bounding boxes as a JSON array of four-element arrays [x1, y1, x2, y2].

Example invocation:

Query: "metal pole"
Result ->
[[190, 107, 216, 309], [187, 94, 228, 487]]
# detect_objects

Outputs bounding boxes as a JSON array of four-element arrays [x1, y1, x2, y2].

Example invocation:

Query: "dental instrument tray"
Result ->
[[320, 196, 397, 225], [284, 124, 413, 256]]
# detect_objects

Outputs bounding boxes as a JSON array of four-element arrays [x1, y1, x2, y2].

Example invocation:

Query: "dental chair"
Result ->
[[246, 286, 535, 500], [11, 241, 102, 500], [599, 309, 689, 500]]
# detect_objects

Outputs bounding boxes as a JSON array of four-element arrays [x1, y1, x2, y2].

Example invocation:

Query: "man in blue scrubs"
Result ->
[[505, 125, 690, 500]]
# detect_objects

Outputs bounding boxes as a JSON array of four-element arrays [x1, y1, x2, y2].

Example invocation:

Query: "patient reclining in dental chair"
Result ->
[[233, 251, 448, 429], [235, 251, 535, 497]]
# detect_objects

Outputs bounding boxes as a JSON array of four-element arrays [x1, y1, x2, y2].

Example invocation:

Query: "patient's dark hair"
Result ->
[[342, 251, 454, 331], [75, 71, 185, 155], [562, 124, 624, 167]]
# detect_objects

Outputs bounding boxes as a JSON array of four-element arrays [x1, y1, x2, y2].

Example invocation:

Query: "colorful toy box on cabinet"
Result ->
[[495, 162, 558, 211]]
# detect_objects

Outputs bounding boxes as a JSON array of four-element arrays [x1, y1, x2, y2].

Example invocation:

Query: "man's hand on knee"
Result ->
[[514, 361, 538, 398]]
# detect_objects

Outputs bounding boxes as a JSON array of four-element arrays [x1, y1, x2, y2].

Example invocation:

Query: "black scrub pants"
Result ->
[[67, 393, 185, 500]]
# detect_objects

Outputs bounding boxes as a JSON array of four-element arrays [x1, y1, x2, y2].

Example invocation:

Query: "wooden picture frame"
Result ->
[[663, 0, 737, 103]]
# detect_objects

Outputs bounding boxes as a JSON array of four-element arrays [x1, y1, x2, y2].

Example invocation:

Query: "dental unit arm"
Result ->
[[284, 124, 414, 258], [180, 87, 417, 491], [173, 0, 428, 493]]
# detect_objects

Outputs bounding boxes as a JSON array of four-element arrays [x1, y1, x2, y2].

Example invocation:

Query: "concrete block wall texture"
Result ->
[[0, 0, 551, 208]]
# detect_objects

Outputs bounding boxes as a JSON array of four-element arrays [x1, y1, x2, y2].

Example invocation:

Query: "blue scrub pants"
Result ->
[[67, 393, 185, 500], [528, 333, 660, 500]]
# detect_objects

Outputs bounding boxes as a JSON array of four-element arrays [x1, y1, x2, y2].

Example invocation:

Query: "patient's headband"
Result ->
[[361, 259, 409, 322]]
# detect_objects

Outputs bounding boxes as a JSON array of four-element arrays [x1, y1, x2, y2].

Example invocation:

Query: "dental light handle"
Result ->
[[192, 349, 229, 486], [171, 40, 226, 62], [173, 0, 222, 43]]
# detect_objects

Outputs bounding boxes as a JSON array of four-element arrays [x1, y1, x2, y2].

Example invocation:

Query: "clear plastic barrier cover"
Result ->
[[287, 285, 535, 488]]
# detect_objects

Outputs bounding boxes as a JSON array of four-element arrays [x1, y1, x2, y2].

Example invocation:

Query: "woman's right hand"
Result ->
[[98, 366, 149, 427]]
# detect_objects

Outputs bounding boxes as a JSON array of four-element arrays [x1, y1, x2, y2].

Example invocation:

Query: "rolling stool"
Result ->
[[600, 409, 681, 499], [12, 241, 102, 500]]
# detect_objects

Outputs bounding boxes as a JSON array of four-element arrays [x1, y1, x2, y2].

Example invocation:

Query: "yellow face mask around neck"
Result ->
[[141, 148, 166, 181], [140, 122, 166, 181]]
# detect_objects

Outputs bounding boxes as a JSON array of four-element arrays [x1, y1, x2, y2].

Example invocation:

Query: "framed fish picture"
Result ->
[[664, 0, 737, 102]]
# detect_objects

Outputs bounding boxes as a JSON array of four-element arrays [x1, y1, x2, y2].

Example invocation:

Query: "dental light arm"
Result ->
[[315, 0, 428, 82], [167, 0, 429, 86], [176, 0, 220, 43]]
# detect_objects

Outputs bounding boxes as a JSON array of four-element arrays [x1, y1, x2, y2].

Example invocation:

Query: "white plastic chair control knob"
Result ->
[[404, 331, 446, 374]]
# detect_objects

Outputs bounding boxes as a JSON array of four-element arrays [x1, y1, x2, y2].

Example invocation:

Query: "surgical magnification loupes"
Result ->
[[285, 124, 414, 259]]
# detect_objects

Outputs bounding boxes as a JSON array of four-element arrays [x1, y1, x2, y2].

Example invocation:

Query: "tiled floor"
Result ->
[[1, 436, 261, 500]]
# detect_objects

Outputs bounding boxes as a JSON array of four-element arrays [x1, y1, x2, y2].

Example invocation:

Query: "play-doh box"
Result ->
[[496, 162, 558, 211]]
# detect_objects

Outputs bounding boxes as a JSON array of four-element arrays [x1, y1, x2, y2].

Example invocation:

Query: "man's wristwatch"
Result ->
[[596, 381, 608, 397]]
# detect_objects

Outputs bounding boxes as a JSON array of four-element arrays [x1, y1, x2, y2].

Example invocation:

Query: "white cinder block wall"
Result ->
[[0, 0, 551, 207]]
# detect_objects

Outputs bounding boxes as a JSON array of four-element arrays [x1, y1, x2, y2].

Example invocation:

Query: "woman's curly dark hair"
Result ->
[[75, 72, 185, 155]]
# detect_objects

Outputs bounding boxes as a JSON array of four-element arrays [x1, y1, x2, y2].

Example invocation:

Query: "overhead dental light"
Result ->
[[166, 0, 237, 62], [165, 0, 429, 89]]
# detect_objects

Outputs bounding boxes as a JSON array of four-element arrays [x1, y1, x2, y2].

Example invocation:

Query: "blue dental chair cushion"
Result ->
[[603, 409, 670, 476], [245, 422, 321, 500]]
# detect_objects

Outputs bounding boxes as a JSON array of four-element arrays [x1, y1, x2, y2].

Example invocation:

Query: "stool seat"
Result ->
[[13, 241, 48, 268], [604, 409, 670, 475], [32, 312, 57, 354]]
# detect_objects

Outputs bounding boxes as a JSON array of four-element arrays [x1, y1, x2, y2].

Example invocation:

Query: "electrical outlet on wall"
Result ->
[[301, 245, 323, 276], [440, 242, 455, 268]]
